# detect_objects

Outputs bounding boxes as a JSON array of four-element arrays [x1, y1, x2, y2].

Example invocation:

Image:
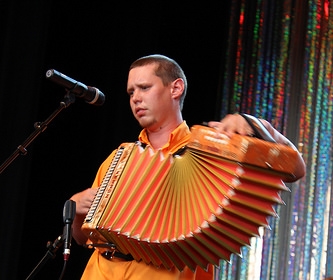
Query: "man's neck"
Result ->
[[146, 118, 183, 150]]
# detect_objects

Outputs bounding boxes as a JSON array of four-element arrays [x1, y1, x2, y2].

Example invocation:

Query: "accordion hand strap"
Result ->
[[239, 113, 276, 142]]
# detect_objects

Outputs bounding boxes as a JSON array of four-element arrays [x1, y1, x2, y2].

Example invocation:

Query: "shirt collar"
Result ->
[[138, 121, 190, 153]]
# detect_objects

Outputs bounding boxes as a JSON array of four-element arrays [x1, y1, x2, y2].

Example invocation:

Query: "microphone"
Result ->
[[46, 69, 105, 106], [62, 199, 76, 261]]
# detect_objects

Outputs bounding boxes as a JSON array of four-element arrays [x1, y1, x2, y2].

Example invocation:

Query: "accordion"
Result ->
[[81, 125, 300, 271]]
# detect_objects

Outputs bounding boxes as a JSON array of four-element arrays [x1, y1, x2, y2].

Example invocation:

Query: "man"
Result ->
[[70, 54, 305, 279]]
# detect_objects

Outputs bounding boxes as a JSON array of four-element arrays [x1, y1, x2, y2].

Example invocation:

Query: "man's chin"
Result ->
[[138, 119, 151, 128], [139, 119, 158, 130]]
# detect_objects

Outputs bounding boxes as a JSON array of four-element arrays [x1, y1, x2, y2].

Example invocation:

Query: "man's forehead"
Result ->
[[127, 64, 160, 87], [130, 63, 157, 73], [128, 64, 158, 80]]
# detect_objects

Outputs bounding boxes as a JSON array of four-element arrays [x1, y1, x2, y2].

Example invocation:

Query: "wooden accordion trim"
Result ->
[[81, 125, 299, 272]]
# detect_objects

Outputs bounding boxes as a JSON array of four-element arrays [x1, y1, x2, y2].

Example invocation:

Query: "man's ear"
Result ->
[[171, 78, 184, 99]]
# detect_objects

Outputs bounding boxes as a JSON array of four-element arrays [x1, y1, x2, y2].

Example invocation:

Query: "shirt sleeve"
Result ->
[[90, 149, 117, 189]]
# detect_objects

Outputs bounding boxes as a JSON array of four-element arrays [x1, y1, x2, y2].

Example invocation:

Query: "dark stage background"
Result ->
[[0, 1, 231, 279]]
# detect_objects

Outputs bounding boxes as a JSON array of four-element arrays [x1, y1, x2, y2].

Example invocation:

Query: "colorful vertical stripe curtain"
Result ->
[[216, 0, 333, 279]]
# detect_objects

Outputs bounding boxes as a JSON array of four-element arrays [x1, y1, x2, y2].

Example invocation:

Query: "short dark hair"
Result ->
[[129, 54, 187, 110]]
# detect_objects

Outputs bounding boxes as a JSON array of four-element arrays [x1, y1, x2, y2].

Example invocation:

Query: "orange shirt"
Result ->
[[81, 121, 214, 280]]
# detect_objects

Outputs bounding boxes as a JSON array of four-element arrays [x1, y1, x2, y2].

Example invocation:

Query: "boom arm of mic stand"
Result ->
[[0, 92, 76, 174]]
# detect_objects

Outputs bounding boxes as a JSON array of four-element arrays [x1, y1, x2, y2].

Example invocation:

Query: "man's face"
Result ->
[[127, 64, 175, 131]]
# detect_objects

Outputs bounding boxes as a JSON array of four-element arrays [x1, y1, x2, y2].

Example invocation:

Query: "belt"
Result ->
[[101, 250, 134, 261]]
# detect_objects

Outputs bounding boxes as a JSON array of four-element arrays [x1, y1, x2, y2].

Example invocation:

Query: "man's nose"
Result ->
[[131, 90, 142, 103]]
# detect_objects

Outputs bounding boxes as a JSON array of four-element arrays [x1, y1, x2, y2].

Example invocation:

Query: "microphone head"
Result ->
[[45, 69, 106, 106], [63, 200, 76, 224], [86, 87, 105, 106]]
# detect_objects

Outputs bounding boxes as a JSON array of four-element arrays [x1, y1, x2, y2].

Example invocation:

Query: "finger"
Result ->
[[207, 121, 221, 128]]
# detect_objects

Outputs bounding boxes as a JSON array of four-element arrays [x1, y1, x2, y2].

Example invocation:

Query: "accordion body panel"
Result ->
[[81, 125, 299, 271]]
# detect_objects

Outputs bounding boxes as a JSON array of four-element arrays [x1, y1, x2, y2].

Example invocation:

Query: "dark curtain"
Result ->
[[0, 1, 231, 279], [0, 1, 53, 279]]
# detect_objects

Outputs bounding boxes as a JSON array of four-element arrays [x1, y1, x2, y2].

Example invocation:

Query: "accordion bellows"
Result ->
[[81, 125, 299, 271]]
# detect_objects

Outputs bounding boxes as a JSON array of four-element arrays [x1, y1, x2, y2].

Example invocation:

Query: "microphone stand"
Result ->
[[26, 199, 76, 280], [0, 91, 76, 174], [25, 235, 64, 280]]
